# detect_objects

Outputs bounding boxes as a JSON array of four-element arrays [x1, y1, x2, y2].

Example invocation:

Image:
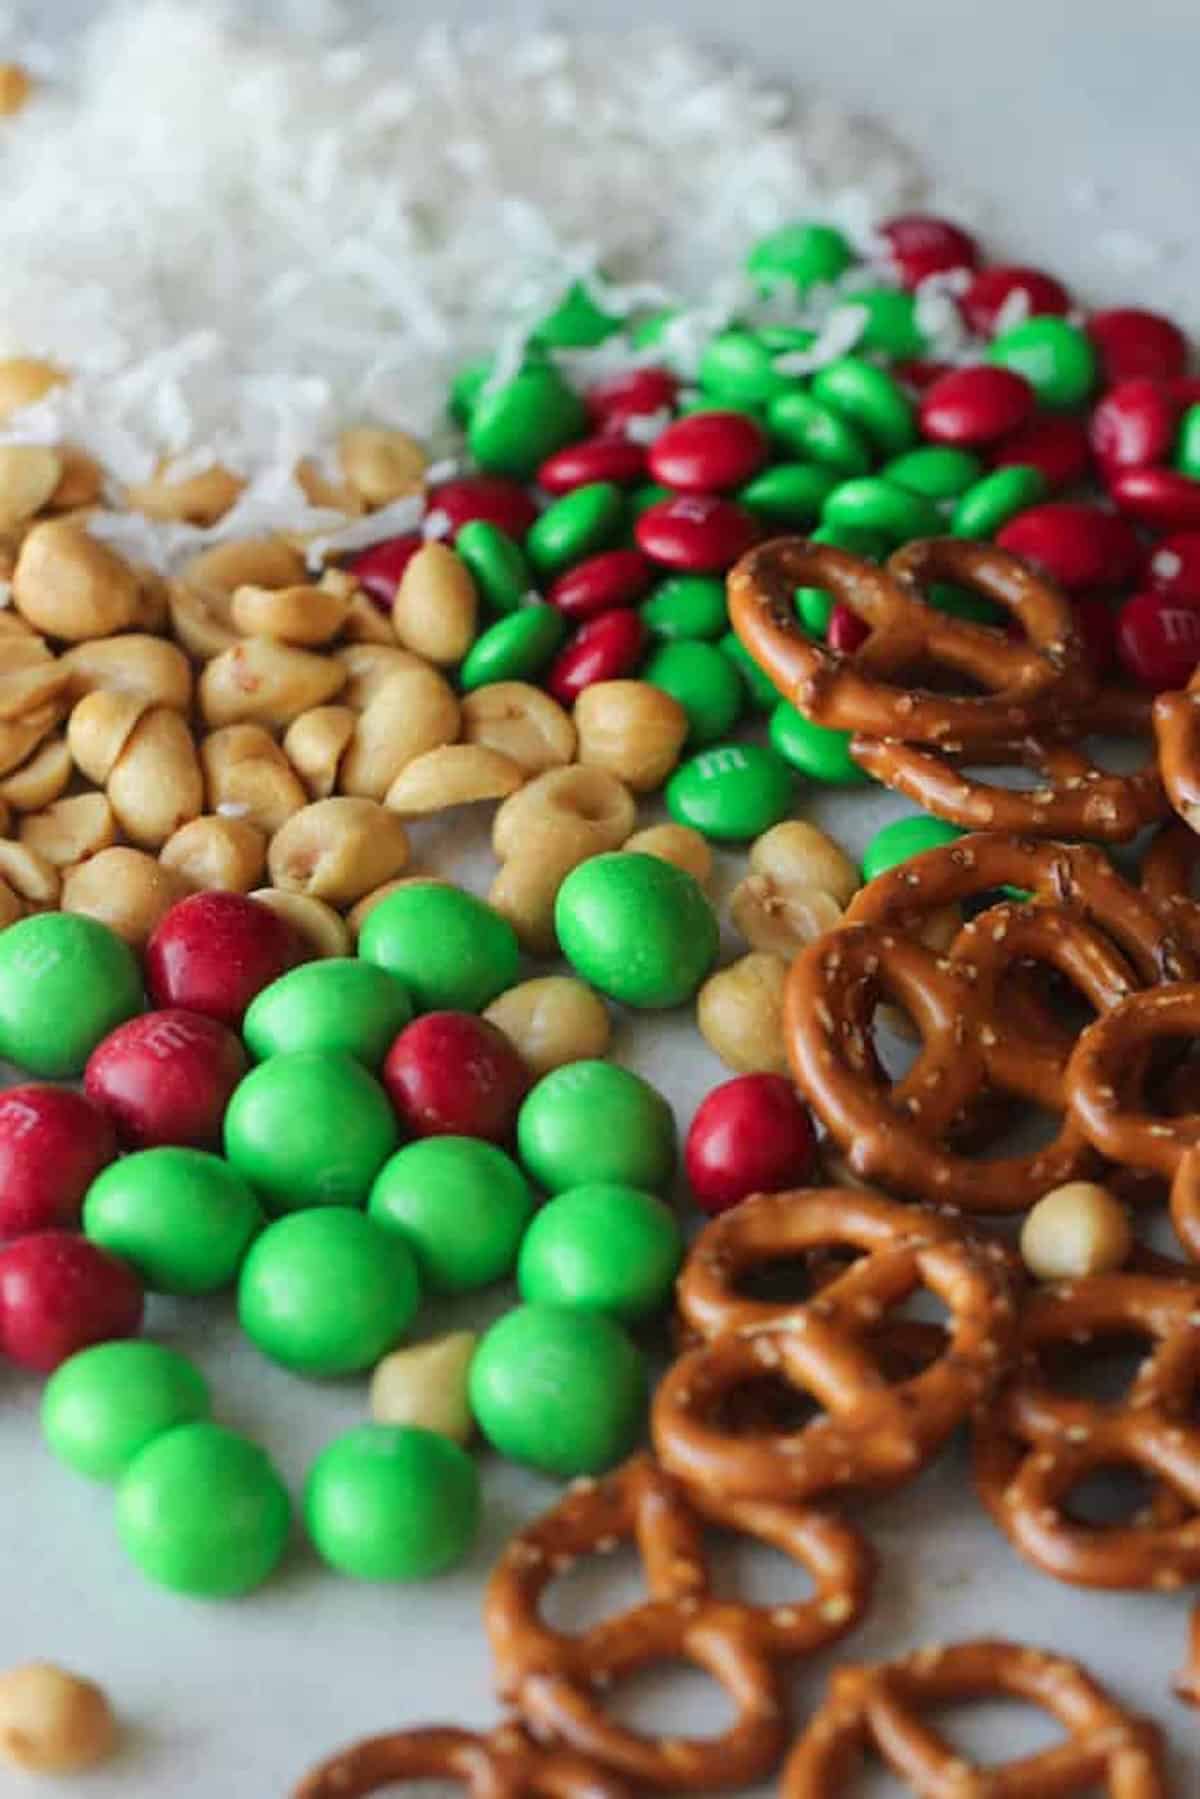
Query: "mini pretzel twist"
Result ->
[[727, 537, 1093, 746], [651, 1190, 1019, 1504], [484, 1454, 874, 1790], [781, 1639, 1168, 1797], [293, 1723, 632, 1799], [1153, 666, 1200, 835], [974, 1274, 1200, 1590]]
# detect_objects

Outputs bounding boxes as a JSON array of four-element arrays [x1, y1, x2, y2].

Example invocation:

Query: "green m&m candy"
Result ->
[[821, 475, 942, 542], [468, 365, 587, 479], [224, 1051, 398, 1211], [630, 481, 672, 517], [449, 357, 492, 424], [951, 464, 1048, 538], [526, 481, 626, 575], [768, 703, 869, 784], [811, 357, 917, 455], [861, 814, 965, 884], [455, 521, 532, 613], [238, 1208, 420, 1376], [739, 461, 838, 526], [747, 221, 853, 293], [666, 743, 794, 842], [555, 852, 718, 1009], [83, 1148, 262, 1294], [643, 639, 743, 746], [766, 391, 872, 475], [884, 445, 983, 501], [305, 1425, 480, 1581], [698, 330, 794, 407], [641, 575, 728, 641], [988, 317, 1097, 410], [116, 1422, 290, 1597], [458, 604, 565, 690], [718, 632, 779, 711], [359, 885, 519, 1013], [518, 1061, 676, 1194], [0, 913, 142, 1078], [42, 1341, 210, 1483], [848, 285, 927, 358], [243, 959, 412, 1067], [517, 1183, 682, 1323], [1178, 404, 1200, 478], [534, 280, 621, 349], [369, 1137, 534, 1293], [469, 1304, 647, 1477]]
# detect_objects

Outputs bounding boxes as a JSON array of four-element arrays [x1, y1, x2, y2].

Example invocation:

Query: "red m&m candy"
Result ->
[[1116, 589, 1200, 689], [1148, 532, 1200, 604], [827, 602, 870, 653], [1109, 467, 1200, 532], [546, 609, 646, 705], [85, 1009, 247, 1150], [0, 1087, 116, 1239], [635, 494, 757, 573], [0, 1232, 143, 1373], [383, 1012, 530, 1143], [426, 475, 538, 540], [1087, 308, 1188, 385], [346, 533, 423, 609], [549, 549, 653, 620], [919, 366, 1035, 447], [648, 411, 768, 493], [537, 436, 647, 494], [586, 367, 678, 432], [1088, 379, 1177, 472], [991, 413, 1090, 489], [1073, 595, 1118, 678], [996, 502, 1141, 591], [960, 265, 1070, 336], [146, 892, 305, 1029], [879, 214, 979, 288], [685, 1074, 815, 1215]]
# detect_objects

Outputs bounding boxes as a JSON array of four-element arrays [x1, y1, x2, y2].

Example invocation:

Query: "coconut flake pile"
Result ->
[[0, 0, 929, 563]]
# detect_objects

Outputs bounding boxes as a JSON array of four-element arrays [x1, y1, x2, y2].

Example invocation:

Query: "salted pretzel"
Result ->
[[1153, 668, 1200, 833], [781, 1639, 1168, 1797], [293, 1724, 632, 1799], [1068, 984, 1200, 1261], [784, 915, 1132, 1212], [974, 1274, 1200, 1590], [650, 1189, 1018, 1505], [1140, 820, 1200, 962], [484, 1454, 874, 1790], [727, 536, 1093, 744]]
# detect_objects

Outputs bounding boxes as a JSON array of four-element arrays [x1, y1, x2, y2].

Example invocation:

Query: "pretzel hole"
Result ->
[[603, 1658, 739, 1742], [1062, 1463, 1159, 1529], [732, 1249, 860, 1307], [918, 1693, 1068, 1771], [1039, 1333, 1155, 1405], [539, 1541, 649, 1635], [711, 1372, 822, 1439], [950, 1102, 1064, 1162], [706, 1531, 817, 1610]]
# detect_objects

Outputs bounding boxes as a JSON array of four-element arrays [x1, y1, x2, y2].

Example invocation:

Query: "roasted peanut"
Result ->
[[268, 797, 410, 906], [340, 587, 397, 645], [166, 580, 240, 659], [369, 1332, 476, 1443], [574, 680, 688, 792], [129, 564, 171, 634], [294, 455, 364, 516], [0, 446, 62, 530], [460, 681, 575, 774], [729, 873, 844, 959], [283, 706, 357, 799], [0, 701, 64, 777], [0, 733, 71, 811], [748, 820, 859, 909], [200, 638, 346, 729], [12, 521, 140, 641], [393, 542, 477, 665], [493, 765, 635, 864], [0, 646, 69, 722], [0, 1662, 116, 1774], [0, 880, 22, 928], [384, 744, 523, 815], [107, 707, 204, 849], [0, 358, 65, 422], [0, 841, 60, 912], [338, 426, 428, 506], [201, 725, 307, 835], [697, 952, 790, 1075], [20, 792, 116, 866], [624, 823, 713, 888], [62, 848, 190, 948], [182, 536, 306, 599], [249, 888, 351, 958], [48, 446, 103, 512], [67, 690, 151, 785], [61, 635, 192, 710], [488, 841, 582, 956], [335, 643, 424, 708], [338, 665, 460, 800], [230, 582, 350, 646], [484, 976, 612, 1076], [125, 460, 244, 526], [161, 815, 267, 892], [0, 62, 32, 117], [1020, 1182, 1133, 1282]]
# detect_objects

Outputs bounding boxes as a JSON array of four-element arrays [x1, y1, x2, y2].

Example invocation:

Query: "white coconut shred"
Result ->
[[0, 0, 930, 563]]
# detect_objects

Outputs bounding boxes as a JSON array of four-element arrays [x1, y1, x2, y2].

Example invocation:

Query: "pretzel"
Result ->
[[727, 536, 1093, 745], [484, 1454, 874, 1790], [974, 1274, 1200, 1589], [784, 917, 1127, 1211], [294, 1723, 632, 1799], [781, 1639, 1168, 1797], [1067, 984, 1200, 1261], [1140, 820, 1200, 962], [1153, 670, 1200, 833], [650, 1189, 1018, 1504]]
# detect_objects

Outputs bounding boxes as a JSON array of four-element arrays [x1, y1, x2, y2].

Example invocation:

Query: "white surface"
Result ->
[[4, 2, 1200, 1794]]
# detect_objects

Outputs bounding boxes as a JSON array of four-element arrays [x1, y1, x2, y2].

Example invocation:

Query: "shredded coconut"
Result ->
[[0, 0, 927, 563]]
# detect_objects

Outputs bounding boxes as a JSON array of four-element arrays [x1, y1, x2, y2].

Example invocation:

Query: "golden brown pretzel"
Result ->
[[484, 1454, 874, 1790], [974, 1274, 1200, 1589], [781, 1639, 1168, 1797], [1140, 820, 1200, 962], [727, 536, 1093, 745], [651, 1189, 1018, 1504], [1153, 669, 1200, 833], [293, 1724, 632, 1799]]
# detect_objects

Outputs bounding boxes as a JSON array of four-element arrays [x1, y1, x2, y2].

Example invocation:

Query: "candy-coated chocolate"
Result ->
[[821, 475, 941, 542], [719, 631, 781, 711], [42, 1340, 210, 1483], [738, 460, 838, 525], [766, 390, 872, 475], [861, 814, 964, 883], [641, 574, 728, 641], [305, 1425, 479, 1581], [996, 502, 1142, 591], [987, 316, 1097, 410], [990, 413, 1091, 489], [648, 410, 767, 493], [382, 1012, 530, 1143], [116, 1422, 290, 1597], [243, 959, 412, 1068], [950, 465, 1048, 539], [223, 1050, 398, 1212], [84, 1009, 246, 1150], [546, 608, 645, 704], [1086, 307, 1189, 385], [810, 357, 916, 454], [698, 329, 795, 407], [426, 474, 538, 541], [549, 548, 653, 620], [878, 213, 978, 287], [83, 1148, 262, 1295], [585, 366, 677, 431], [458, 603, 565, 689], [0, 1086, 116, 1238], [467, 365, 587, 480], [0, 913, 142, 1079], [517, 1060, 676, 1194], [960, 265, 1071, 335], [1148, 532, 1200, 603], [918, 366, 1034, 447], [347, 533, 422, 608], [0, 1232, 143, 1373], [1109, 466, 1200, 531], [643, 639, 744, 745], [555, 852, 719, 1009], [534, 280, 621, 349], [1089, 378, 1178, 472], [634, 493, 758, 572], [1074, 594, 1118, 678], [517, 1182, 682, 1322], [849, 285, 927, 358], [746, 220, 853, 292], [685, 1074, 816, 1214], [469, 1303, 646, 1476], [359, 884, 519, 1014], [1176, 404, 1200, 480], [826, 602, 871, 652], [526, 481, 626, 575], [1116, 589, 1200, 690], [369, 1136, 534, 1293], [455, 520, 532, 614], [768, 702, 868, 783], [884, 445, 984, 501], [238, 1208, 420, 1376], [666, 743, 793, 841], [145, 892, 304, 1029]]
